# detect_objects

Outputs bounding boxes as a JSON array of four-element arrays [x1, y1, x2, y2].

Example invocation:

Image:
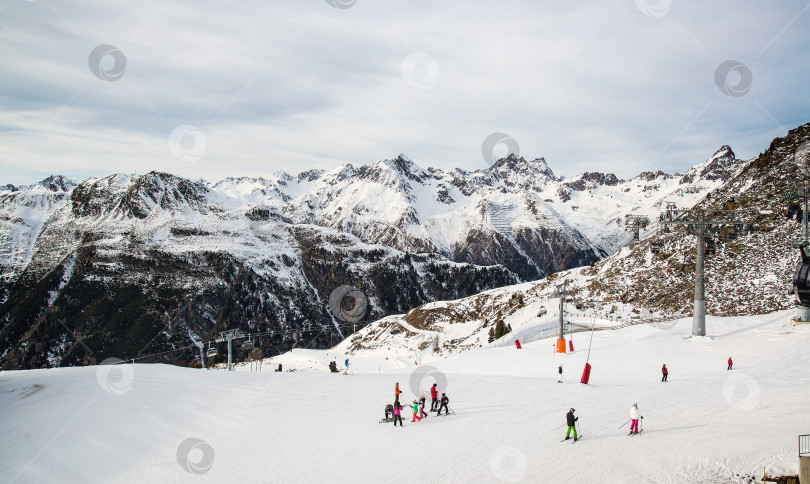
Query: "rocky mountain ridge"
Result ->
[[0, 142, 748, 369]]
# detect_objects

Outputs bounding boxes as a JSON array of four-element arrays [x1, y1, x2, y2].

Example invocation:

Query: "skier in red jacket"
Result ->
[[727, 357, 733, 370], [661, 364, 668, 382], [430, 383, 438, 411]]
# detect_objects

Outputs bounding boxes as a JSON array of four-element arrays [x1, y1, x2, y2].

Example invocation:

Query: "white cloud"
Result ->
[[1, 0, 808, 185]]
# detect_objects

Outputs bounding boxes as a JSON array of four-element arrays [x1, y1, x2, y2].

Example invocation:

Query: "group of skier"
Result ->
[[385, 382, 449, 426], [563, 357, 736, 441]]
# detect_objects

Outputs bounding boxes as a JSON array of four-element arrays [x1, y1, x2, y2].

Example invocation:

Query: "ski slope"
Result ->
[[1, 310, 808, 483]]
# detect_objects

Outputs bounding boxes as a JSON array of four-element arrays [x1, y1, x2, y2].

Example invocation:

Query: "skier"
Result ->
[[437, 393, 450, 415], [418, 396, 428, 419], [564, 408, 578, 441], [411, 400, 422, 422], [345, 358, 349, 372], [394, 382, 401, 406], [661, 364, 668, 382], [727, 357, 733, 370], [558, 365, 563, 383], [384, 403, 394, 422], [430, 383, 438, 411], [393, 402, 403, 427], [629, 403, 642, 435]]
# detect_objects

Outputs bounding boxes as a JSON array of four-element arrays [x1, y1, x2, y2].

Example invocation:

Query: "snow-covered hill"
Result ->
[[1, 310, 805, 483]]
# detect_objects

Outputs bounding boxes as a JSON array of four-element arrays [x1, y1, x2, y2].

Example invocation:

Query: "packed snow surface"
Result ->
[[1, 311, 808, 483]]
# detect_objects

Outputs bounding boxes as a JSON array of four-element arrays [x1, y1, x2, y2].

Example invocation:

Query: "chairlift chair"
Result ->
[[206, 342, 218, 358], [705, 238, 716, 255], [793, 243, 810, 306], [651, 241, 661, 254], [242, 335, 254, 351]]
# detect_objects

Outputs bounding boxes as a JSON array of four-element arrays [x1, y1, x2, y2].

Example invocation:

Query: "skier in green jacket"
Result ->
[[411, 400, 422, 422]]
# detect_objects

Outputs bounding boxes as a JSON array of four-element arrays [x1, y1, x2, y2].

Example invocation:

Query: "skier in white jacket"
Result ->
[[629, 403, 642, 435]]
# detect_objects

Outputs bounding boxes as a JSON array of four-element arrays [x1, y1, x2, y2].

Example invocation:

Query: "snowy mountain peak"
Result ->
[[712, 144, 735, 160], [37, 175, 76, 192], [681, 145, 742, 184], [491, 154, 558, 181]]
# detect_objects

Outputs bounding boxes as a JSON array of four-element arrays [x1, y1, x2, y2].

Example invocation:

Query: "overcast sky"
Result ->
[[1, 0, 809, 185]]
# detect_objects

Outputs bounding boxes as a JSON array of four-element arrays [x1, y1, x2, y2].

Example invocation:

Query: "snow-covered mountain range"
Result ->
[[0, 135, 752, 369], [342, 124, 810, 358]]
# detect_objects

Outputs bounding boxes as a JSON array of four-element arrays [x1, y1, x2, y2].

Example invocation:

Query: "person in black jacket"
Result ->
[[564, 408, 578, 441], [437, 393, 450, 415]]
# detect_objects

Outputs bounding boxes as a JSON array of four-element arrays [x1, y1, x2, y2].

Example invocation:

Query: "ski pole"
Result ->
[[618, 419, 630, 429]]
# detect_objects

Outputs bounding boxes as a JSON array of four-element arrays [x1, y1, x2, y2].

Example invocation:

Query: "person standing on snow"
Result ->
[[394, 382, 401, 406], [437, 393, 450, 415], [628, 403, 642, 435], [727, 357, 733, 370], [393, 402, 403, 427], [411, 400, 422, 422], [345, 358, 349, 372], [564, 408, 578, 441], [418, 396, 428, 419], [661, 364, 668, 382], [430, 383, 439, 411], [558, 365, 563, 383]]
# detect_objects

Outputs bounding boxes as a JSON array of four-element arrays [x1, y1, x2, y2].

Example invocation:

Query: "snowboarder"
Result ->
[[558, 365, 563, 383], [628, 403, 642, 435], [384, 403, 394, 421], [394, 382, 401, 406], [430, 383, 438, 411], [393, 402, 403, 427], [727, 357, 733, 370], [411, 400, 422, 422], [661, 364, 668, 382], [437, 393, 450, 415], [564, 408, 578, 441], [418, 396, 428, 419]]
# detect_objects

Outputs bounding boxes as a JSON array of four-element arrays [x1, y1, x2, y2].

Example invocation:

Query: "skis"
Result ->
[[627, 430, 643, 436], [560, 436, 582, 443]]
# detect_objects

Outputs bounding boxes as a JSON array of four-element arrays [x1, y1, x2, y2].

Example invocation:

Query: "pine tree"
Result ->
[[488, 327, 495, 343], [494, 320, 506, 339]]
